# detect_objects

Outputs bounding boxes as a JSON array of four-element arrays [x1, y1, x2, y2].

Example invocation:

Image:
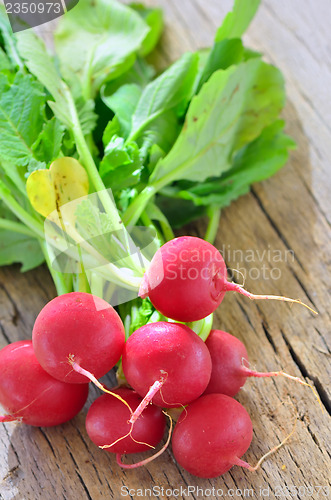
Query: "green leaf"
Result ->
[[130, 4, 163, 56], [215, 0, 260, 41], [171, 121, 296, 207], [55, 0, 150, 96], [129, 52, 199, 141], [145, 200, 174, 241], [16, 29, 97, 134], [0, 72, 46, 167], [99, 136, 142, 191], [147, 144, 165, 173], [102, 57, 155, 93], [150, 58, 285, 186], [32, 117, 65, 164], [102, 117, 122, 147], [0, 6, 24, 69], [197, 39, 244, 91], [75, 97, 98, 136], [0, 230, 44, 271], [0, 46, 11, 72], [27, 158, 47, 174], [155, 195, 206, 229], [16, 30, 71, 127], [101, 83, 142, 138], [138, 109, 180, 163]]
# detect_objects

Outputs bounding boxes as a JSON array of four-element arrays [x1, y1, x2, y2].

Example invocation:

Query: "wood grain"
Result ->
[[1, 0, 330, 498]]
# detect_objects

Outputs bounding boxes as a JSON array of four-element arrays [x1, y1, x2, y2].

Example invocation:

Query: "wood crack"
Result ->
[[280, 329, 331, 415], [0, 283, 21, 327], [0, 322, 11, 344], [75, 469, 94, 500], [33, 271, 55, 302], [250, 190, 305, 272], [191, 0, 214, 25], [263, 3, 331, 135], [236, 300, 255, 332], [287, 267, 318, 311], [39, 429, 57, 460], [3, 425, 21, 466], [63, 437, 95, 500], [258, 310, 278, 355], [169, 456, 198, 500], [167, 1, 199, 48], [296, 174, 331, 228], [314, 328, 331, 354]]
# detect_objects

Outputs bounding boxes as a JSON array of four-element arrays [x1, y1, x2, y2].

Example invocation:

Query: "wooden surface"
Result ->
[[1, 0, 330, 498]]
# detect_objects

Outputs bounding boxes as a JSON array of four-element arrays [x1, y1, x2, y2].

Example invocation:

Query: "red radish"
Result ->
[[121, 322, 212, 419], [32, 292, 125, 384], [140, 236, 316, 322], [172, 393, 253, 478], [0, 341, 88, 426], [86, 388, 166, 454], [204, 330, 321, 401], [204, 329, 248, 396]]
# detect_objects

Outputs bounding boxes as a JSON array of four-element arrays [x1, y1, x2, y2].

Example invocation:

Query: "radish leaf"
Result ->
[[129, 53, 199, 141], [54, 0, 150, 97], [0, 72, 46, 167], [150, 59, 285, 185]]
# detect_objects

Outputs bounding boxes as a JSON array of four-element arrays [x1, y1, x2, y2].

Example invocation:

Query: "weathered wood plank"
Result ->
[[1, 0, 330, 498]]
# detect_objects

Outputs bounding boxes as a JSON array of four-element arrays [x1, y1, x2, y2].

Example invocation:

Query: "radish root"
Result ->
[[233, 416, 297, 472], [68, 355, 133, 414], [225, 281, 318, 315], [240, 365, 323, 411], [116, 412, 173, 469], [99, 423, 155, 451], [0, 415, 21, 423]]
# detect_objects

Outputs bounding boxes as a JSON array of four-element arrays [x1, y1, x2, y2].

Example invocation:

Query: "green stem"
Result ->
[[77, 244, 91, 294], [123, 186, 157, 226], [187, 313, 213, 342], [39, 240, 69, 296], [123, 154, 199, 226], [65, 88, 121, 224], [205, 206, 221, 244], [88, 272, 104, 299], [159, 218, 175, 242], [0, 183, 44, 239], [140, 210, 164, 245], [0, 218, 36, 237]]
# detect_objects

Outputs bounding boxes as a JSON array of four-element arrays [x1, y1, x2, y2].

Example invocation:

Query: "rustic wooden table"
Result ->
[[0, 0, 330, 498]]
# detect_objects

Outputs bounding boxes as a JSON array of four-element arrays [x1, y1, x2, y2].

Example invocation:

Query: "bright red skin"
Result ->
[[204, 330, 248, 397], [122, 322, 212, 407], [140, 236, 228, 322], [0, 341, 88, 426], [32, 292, 125, 383], [172, 394, 253, 478], [86, 388, 166, 454]]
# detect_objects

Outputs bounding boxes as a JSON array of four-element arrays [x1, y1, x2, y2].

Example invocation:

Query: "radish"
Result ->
[[121, 322, 212, 421], [32, 292, 125, 384], [0, 341, 88, 426], [172, 393, 253, 478], [204, 330, 321, 401], [139, 236, 316, 322], [86, 388, 166, 454]]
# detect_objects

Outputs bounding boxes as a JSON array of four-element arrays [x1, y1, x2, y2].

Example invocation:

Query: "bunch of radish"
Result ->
[[0, 236, 316, 478]]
